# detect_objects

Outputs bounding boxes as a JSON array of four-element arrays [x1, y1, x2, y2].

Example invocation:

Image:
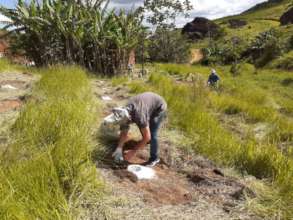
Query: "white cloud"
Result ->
[[0, 14, 11, 23], [108, 0, 268, 27]]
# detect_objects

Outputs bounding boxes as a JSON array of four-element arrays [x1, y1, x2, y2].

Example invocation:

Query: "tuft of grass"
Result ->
[[0, 66, 105, 219]]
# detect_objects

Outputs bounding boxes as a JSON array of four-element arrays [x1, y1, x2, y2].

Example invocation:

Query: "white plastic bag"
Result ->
[[99, 115, 120, 140], [127, 165, 156, 180]]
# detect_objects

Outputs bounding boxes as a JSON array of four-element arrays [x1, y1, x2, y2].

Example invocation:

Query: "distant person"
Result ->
[[207, 69, 220, 88], [105, 92, 167, 167], [127, 63, 133, 75]]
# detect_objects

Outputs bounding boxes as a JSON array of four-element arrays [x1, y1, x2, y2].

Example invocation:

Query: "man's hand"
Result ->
[[112, 148, 123, 162]]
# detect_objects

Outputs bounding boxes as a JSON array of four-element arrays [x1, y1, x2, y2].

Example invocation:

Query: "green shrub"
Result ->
[[201, 37, 247, 65], [247, 28, 284, 67]]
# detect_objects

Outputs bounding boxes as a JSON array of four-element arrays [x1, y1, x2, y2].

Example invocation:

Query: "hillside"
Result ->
[[191, 0, 292, 51], [242, 0, 291, 18]]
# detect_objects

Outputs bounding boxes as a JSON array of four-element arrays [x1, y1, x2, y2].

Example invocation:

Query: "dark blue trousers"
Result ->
[[149, 111, 166, 161]]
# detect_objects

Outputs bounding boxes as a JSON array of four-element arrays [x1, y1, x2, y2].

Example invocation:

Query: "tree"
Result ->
[[147, 27, 191, 63], [141, 0, 193, 27], [137, 0, 193, 68]]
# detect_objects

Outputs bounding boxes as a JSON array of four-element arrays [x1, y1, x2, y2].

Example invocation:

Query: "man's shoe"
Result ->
[[146, 158, 160, 167]]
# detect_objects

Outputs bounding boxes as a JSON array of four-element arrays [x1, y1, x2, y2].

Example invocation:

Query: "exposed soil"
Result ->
[[0, 99, 22, 113], [90, 79, 260, 220], [190, 49, 203, 64]]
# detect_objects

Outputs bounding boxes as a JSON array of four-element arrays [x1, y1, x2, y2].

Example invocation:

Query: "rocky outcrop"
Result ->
[[228, 19, 247, 29], [280, 7, 293, 25], [182, 17, 221, 40]]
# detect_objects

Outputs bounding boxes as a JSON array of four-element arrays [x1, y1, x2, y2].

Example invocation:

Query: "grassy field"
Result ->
[[127, 63, 293, 219], [0, 64, 106, 219], [0, 58, 292, 218]]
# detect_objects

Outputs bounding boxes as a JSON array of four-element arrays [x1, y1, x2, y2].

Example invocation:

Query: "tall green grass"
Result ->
[[129, 69, 293, 219], [155, 63, 293, 143], [0, 66, 105, 219]]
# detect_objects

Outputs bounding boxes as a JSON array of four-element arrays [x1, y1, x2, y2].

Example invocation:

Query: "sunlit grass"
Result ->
[[0, 66, 105, 219], [128, 63, 293, 218], [0, 58, 31, 73]]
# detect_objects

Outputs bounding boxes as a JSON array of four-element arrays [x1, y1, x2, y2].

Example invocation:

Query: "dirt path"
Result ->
[[90, 79, 260, 220], [190, 49, 203, 64], [0, 71, 38, 148]]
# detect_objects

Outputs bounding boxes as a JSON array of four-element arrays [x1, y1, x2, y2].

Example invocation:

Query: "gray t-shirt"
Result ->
[[121, 92, 167, 130]]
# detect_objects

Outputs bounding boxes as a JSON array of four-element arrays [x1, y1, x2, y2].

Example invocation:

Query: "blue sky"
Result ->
[[0, 0, 18, 9], [0, 0, 268, 27]]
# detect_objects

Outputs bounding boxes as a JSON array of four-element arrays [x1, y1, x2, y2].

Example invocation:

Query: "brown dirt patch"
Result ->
[[190, 49, 203, 64], [0, 99, 22, 113], [98, 140, 249, 208], [113, 163, 193, 205]]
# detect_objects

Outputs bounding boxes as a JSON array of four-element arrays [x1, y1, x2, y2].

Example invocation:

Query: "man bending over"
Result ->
[[108, 92, 167, 167]]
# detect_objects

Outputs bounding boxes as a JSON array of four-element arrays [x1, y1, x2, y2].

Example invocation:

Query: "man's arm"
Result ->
[[117, 130, 130, 149], [124, 126, 151, 161], [216, 75, 220, 81], [135, 127, 151, 150], [112, 130, 130, 160]]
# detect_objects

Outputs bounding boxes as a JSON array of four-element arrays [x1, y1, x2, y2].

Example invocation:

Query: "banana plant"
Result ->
[[0, 0, 143, 75]]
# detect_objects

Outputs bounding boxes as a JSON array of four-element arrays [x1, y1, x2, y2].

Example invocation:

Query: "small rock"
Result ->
[[213, 169, 224, 177]]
